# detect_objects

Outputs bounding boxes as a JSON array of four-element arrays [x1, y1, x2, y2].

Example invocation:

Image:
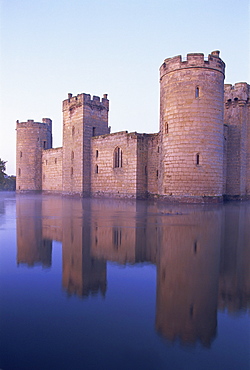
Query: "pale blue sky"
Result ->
[[1, 0, 249, 174]]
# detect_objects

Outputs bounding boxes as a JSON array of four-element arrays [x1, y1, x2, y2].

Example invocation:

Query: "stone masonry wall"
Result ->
[[147, 133, 160, 196], [16, 119, 52, 191], [42, 147, 63, 192], [62, 93, 109, 196], [136, 135, 149, 198], [159, 51, 225, 200], [91, 131, 139, 198], [16, 51, 249, 201], [224, 83, 250, 198]]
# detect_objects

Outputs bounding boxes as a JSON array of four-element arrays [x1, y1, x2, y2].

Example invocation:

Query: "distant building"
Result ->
[[16, 51, 250, 202]]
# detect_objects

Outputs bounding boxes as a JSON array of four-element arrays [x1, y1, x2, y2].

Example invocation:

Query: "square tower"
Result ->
[[62, 93, 110, 195]]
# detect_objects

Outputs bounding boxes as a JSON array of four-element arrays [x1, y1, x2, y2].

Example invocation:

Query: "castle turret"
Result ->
[[62, 93, 110, 196], [224, 83, 250, 199], [159, 51, 225, 201], [16, 118, 52, 191]]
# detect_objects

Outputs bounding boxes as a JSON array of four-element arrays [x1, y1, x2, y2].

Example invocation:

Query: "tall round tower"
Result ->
[[159, 51, 225, 201], [16, 118, 52, 191]]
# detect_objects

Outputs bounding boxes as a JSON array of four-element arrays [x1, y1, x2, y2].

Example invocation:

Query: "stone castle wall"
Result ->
[[16, 51, 250, 201], [159, 51, 225, 200], [146, 134, 160, 196], [42, 147, 63, 192], [224, 83, 250, 198], [16, 118, 52, 191], [62, 93, 110, 196], [91, 131, 138, 198]]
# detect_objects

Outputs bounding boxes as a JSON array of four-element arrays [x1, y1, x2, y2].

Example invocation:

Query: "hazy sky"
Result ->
[[1, 0, 249, 175]]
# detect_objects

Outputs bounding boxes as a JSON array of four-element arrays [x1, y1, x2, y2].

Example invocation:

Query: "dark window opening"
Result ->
[[194, 241, 197, 254], [196, 153, 200, 166], [113, 227, 122, 248], [96, 165, 98, 174], [92, 127, 96, 137], [195, 87, 199, 98], [71, 167, 73, 176], [43, 141, 46, 149], [96, 150, 98, 158], [72, 126, 75, 136], [165, 123, 169, 134], [20, 151, 22, 158], [157, 146, 160, 153], [114, 147, 123, 168], [156, 170, 158, 179]]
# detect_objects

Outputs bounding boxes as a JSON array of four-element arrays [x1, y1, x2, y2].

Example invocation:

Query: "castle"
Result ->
[[16, 50, 250, 202]]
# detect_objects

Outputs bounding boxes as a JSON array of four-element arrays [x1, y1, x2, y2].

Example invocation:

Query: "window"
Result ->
[[189, 305, 194, 318], [156, 170, 158, 179], [92, 127, 96, 137], [195, 86, 199, 98], [96, 165, 98, 174], [55, 158, 57, 164], [43, 141, 46, 149], [194, 241, 197, 254], [20, 151, 22, 158], [18, 168, 21, 176], [165, 123, 169, 134], [71, 151, 74, 160], [113, 227, 122, 248], [72, 126, 75, 136], [71, 167, 73, 176], [96, 150, 98, 158], [114, 147, 122, 168], [196, 153, 200, 166]]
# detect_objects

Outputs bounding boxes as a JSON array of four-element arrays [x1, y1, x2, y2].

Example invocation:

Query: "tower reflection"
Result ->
[[155, 208, 222, 347], [16, 196, 250, 347], [16, 196, 52, 268]]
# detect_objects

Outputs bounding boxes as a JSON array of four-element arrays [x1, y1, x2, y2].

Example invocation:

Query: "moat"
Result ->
[[0, 193, 249, 370]]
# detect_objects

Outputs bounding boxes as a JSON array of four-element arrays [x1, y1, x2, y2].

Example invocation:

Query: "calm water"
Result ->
[[0, 193, 249, 370]]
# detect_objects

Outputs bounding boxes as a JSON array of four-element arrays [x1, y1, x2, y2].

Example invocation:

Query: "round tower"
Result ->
[[16, 118, 52, 191], [159, 51, 225, 201]]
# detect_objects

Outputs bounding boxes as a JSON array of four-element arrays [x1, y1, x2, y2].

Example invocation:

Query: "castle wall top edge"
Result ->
[[16, 119, 52, 127], [160, 50, 225, 78], [42, 146, 63, 153], [92, 130, 159, 141], [62, 92, 109, 109], [224, 82, 250, 102]]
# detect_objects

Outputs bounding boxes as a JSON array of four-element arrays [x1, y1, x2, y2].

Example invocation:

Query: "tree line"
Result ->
[[0, 159, 16, 191]]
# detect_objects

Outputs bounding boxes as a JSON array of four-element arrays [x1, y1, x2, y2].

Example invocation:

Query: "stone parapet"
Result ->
[[160, 50, 225, 80]]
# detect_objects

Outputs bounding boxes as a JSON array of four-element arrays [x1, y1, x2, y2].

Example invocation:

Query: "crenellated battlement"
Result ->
[[62, 92, 109, 111], [160, 50, 225, 79], [224, 83, 250, 107], [16, 118, 52, 129], [15, 50, 249, 200]]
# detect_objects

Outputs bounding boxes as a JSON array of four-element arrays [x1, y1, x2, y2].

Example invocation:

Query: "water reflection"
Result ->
[[16, 195, 250, 347]]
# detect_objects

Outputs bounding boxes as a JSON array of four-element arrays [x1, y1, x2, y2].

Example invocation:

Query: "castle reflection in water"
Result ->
[[16, 196, 250, 347]]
